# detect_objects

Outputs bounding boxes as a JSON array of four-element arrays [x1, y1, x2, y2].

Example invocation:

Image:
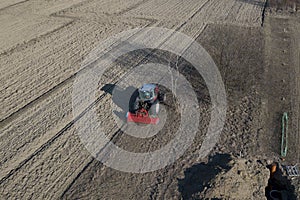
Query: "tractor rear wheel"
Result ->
[[158, 93, 166, 103], [149, 101, 159, 116]]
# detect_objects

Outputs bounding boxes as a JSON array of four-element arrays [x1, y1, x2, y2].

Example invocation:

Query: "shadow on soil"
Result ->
[[265, 162, 297, 200], [177, 153, 233, 200], [101, 84, 138, 122]]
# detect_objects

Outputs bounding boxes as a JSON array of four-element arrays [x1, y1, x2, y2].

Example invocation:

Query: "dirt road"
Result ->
[[0, 0, 299, 199]]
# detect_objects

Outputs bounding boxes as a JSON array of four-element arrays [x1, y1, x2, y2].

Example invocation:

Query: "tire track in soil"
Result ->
[[0, 82, 126, 198], [122, 0, 211, 23], [0, 0, 91, 56], [0, 17, 75, 57], [54, 0, 151, 20], [0, 82, 114, 185], [60, 126, 126, 199], [174, 0, 210, 32], [0, 0, 28, 12], [0, 21, 94, 122], [115, 0, 152, 16]]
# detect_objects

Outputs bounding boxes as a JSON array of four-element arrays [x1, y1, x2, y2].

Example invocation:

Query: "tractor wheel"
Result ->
[[150, 101, 159, 116], [129, 89, 139, 113], [132, 100, 140, 113], [129, 98, 139, 113], [158, 93, 166, 103]]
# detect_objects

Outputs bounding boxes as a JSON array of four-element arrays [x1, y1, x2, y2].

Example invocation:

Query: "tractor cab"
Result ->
[[138, 84, 158, 102]]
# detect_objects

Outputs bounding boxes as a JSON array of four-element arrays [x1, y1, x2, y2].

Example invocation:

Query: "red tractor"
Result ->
[[126, 84, 165, 125]]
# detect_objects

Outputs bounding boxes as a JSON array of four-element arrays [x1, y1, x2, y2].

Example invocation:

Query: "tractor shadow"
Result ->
[[101, 83, 138, 122], [177, 153, 233, 200]]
